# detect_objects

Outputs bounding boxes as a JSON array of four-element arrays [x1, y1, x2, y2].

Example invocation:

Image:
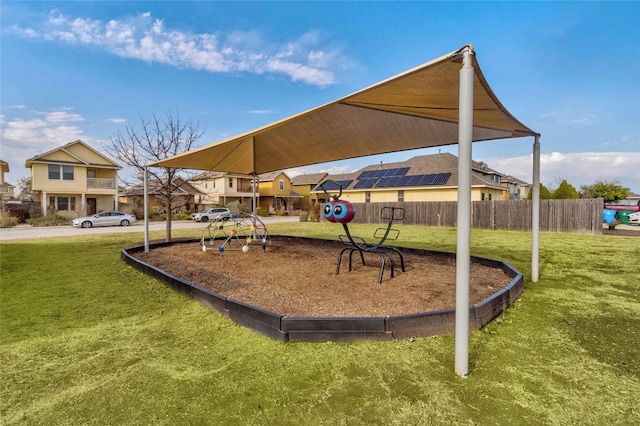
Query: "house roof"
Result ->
[[25, 140, 121, 169], [0, 159, 9, 173], [257, 171, 290, 182], [123, 176, 203, 196], [502, 175, 530, 185], [312, 152, 507, 193], [292, 172, 329, 186], [151, 45, 537, 175]]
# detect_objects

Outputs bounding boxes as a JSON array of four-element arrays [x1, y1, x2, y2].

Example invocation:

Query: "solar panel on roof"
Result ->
[[316, 180, 353, 191], [353, 178, 377, 189], [397, 176, 412, 186], [408, 175, 423, 186], [420, 174, 435, 185], [358, 170, 374, 180], [375, 177, 393, 188], [388, 176, 401, 186], [432, 172, 451, 185], [396, 167, 410, 176]]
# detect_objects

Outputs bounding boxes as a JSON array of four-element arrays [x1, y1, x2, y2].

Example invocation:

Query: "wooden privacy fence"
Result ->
[[348, 199, 604, 234]]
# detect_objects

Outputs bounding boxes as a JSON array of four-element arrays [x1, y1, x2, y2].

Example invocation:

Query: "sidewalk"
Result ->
[[0, 216, 298, 242]]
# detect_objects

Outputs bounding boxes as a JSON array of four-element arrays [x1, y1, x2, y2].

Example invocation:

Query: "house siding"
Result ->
[[26, 140, 120, 217]]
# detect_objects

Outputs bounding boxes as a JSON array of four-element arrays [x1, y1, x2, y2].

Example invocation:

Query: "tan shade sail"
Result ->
[[151, 45, 537, 174]]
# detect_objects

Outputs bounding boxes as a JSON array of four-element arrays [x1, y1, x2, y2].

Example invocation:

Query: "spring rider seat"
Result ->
[[320, 180, 405, 284]]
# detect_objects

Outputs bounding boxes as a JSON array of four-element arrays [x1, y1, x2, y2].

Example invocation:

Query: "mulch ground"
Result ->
[[134, 237, 514, 317]]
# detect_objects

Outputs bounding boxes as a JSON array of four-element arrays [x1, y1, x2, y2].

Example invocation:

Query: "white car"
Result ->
[[191, 208, 232, 222], [72, 211, 137, 228], [628, 211, 640, 225]]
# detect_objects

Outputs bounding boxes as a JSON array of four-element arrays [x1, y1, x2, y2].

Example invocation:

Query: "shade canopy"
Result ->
[[151, 45, 537, 174]]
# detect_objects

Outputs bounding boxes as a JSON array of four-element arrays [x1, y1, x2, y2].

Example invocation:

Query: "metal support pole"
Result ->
[[144, 166, 149, 252], [531, 136, 540, 282], [252, 173, 258, 236], [455, 47, 474, 378]]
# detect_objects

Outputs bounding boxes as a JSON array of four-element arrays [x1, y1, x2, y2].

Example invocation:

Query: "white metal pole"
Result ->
[[455, 47, 474, 378], [144, 166, 149, 252], [252, 173, 258, 234], [531, 136, 541, 282]]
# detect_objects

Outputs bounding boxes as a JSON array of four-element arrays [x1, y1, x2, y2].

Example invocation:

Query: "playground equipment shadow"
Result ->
[[122, 236, 523, 341]]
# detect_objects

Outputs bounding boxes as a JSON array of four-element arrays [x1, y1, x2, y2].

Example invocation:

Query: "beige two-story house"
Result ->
[[25, 140, 121, 217], [0, 159, 15, 200], [190, 171, 257, 211]]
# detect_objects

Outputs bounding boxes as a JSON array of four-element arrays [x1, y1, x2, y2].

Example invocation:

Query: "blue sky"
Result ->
[[1, 1, 639, 192]]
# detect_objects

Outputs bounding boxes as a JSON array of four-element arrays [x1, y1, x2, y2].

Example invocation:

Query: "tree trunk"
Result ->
[[165, 194, 172, 242]]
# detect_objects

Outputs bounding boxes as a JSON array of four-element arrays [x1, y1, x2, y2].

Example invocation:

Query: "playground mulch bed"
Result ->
[[134, 237, 513, 317]]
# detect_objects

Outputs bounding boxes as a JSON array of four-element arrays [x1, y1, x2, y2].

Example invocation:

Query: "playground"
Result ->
[[133, 236, 513, 318]]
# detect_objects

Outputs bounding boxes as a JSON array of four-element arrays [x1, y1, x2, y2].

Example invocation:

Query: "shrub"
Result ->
[[26, 214, 69, 227], [0, 213, 18, 228], [256, 207, 269, 217], [299, 211, 309, 222], [3, 204, 30, 223]]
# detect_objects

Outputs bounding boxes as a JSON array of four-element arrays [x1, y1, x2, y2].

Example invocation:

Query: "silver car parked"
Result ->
[[72, 211, 137, 228]]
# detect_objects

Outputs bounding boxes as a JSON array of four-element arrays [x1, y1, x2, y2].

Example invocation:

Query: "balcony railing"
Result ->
[[87, 178, 117, 189]]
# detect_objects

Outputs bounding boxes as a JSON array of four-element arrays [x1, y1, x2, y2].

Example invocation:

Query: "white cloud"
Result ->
[[483, 151, 640, 191], [541, 111, 598, 127], [0, 108, 106, 183], [245, 110, 275, 115], [11, 11, 348, 87]]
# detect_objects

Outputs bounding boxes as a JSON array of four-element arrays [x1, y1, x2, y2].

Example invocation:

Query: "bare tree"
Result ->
[[16, 177, 33, 200], [107, 109, 205, 242]]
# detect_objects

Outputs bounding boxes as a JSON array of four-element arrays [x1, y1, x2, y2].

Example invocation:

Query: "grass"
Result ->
[[1, 224, 639, 425]]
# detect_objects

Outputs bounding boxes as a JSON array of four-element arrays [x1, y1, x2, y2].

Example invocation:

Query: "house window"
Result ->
[[228, 178, 233, 188], [63, 165, 74, 180], [48, 164, 60, 179], [365, 191, 371, 203], [398, 190, 404, 202], [488, 193, 492, 201], [49, 196, 76, 211], [48, 165, 74, 180], [279, 179, 284, 191]]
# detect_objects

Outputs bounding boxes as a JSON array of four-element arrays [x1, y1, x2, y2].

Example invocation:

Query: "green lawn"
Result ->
[[1, 224, 638, 425]]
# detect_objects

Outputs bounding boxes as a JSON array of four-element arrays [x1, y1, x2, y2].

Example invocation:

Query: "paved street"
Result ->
[[2, 217, 636, 242], [0, 216, 298, 242]]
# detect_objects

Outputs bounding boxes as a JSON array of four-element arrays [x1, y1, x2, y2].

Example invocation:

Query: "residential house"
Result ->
[[501, 175, 531, 200], [257, 171, 302, 214], [189, 171, 256, 211], [311, 153, 513, 204], [120, 176, 203, 214], [0, 159, 15, 200], [25, 140, 120, 217], [291, 172, 328, 209]]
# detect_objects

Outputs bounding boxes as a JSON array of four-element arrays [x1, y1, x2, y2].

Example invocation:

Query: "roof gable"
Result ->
[[25, 140, 121, 169]]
